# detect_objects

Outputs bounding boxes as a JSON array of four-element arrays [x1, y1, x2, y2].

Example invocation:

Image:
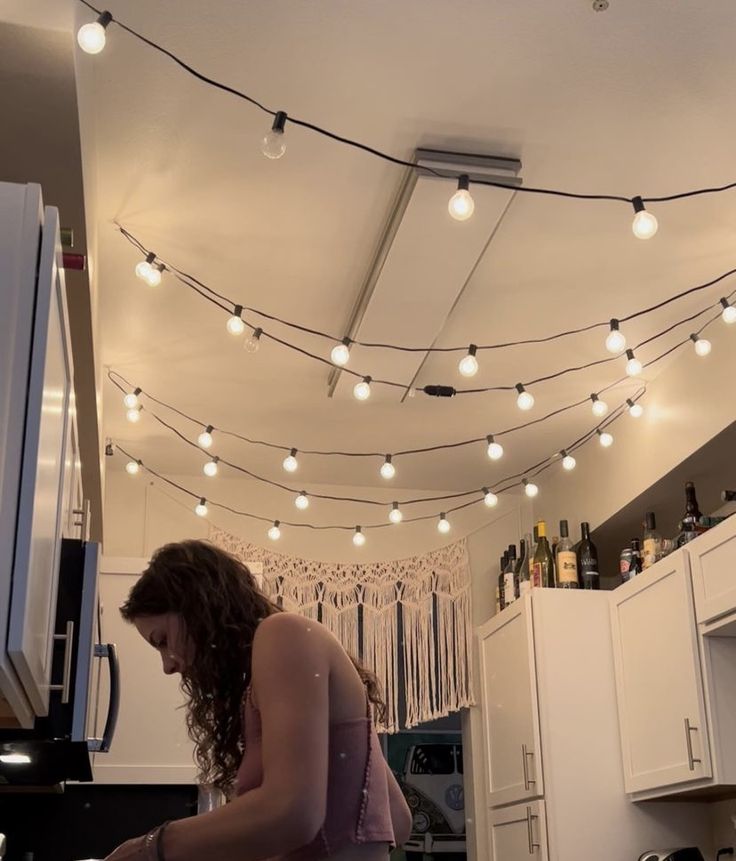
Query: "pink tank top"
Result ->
[[235, 686, 395, 860]]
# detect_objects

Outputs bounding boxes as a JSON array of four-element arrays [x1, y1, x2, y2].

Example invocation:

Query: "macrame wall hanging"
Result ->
[[210, 526, 475, 732]]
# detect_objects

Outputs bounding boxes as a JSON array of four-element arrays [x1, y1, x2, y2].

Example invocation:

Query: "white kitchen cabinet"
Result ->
[[487, 800, 548, 861], [689, 515, 736, 628], [610, 549, 712, 795]]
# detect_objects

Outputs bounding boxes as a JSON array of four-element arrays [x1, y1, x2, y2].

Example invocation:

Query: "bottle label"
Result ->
[[519, 580, 531, 596], [642, 538, 661, 569], [556, 551, 578, 585], [504, 572, 516, 604], [531, 562, 543, 588]]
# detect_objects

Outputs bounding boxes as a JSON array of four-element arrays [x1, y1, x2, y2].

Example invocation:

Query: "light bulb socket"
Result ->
[[252, 327, 263, 340], [486, 434, 495, 444], [609, 318, 620, 332], [720, 297, 731, 310], [144, 251, 156, 265], [440, 512, 447, 520], [362, 375, 372, 384], [632, 196, 646, 214], [560, 449, 568, 458], [384, 454, 392, 464], [482, 486, 490, 495], [515, 383, 526, 395], [591, 393, 599, 403], [210, 456, 219, 464], [355, 526, 362, 534], [198, 497, 206, 506], [105, 442, 114, 457], [133, 386, 142, 396], [626, 398, 635, 408], [96, 10, 113, 28], [457, 174, 470, 192], [233, 304, 243, 318], [423, 385, 456, 398], [272, 111, 288, 134], [596, 429, 604, 437], [689, 333, 699, 343], [625, 349, 635, 361], [273, 520, 280, 528], [392, 502, 400, 512], [289, 447, 297, 457], [467, 343, 477, 357], [341, 336, 351, 346], [205, 425, 214, 434]]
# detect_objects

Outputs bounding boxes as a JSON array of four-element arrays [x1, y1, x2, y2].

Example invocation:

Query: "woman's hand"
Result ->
[[103, 835, 148, 860]]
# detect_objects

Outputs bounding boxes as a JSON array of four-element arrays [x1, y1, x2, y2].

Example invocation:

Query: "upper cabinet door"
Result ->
[[478, 598, 544, 808], [7, 207, 74, 717], [610, 550, 712, 794], [688, 517, 736, 627]]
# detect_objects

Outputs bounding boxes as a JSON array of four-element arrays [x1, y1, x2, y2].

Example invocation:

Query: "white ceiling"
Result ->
[[8, 1, 736, 511]]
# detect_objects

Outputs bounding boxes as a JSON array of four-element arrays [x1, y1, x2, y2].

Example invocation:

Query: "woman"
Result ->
[[104, 539, 412, 861]]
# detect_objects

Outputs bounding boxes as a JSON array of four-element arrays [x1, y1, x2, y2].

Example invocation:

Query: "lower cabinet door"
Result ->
[[488, 800, 549, 860]]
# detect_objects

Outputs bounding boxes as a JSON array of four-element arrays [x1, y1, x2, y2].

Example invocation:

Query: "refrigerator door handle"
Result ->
[[87, 643, 119, 753]]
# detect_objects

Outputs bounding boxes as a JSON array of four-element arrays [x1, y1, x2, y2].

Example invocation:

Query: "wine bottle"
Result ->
[[577, 522, 600, 590], [497, 552, 508, 612], [630, 538, 643, 577], [555, 520, 579, 588], [642, 512, 662, 570], [532, 521, 554, 588], [519, 534, 532, 596], [682, 481, 703, 527], [504, 545, 518, 606]]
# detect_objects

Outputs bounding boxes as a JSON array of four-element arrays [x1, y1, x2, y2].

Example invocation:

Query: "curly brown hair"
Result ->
[[119, 539, 386, 795]]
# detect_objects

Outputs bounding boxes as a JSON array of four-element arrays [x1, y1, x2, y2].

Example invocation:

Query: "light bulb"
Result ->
[[691, 334, 712, 357], [448, 175, 474, 221], [561, 452, 577, 471], [0, 752, 32, 764], [244, 328, 262, 353], [135, 259, 153, 282], [458, 345, 479, 378], [625, 349, 642, 377], [227, 306, 245, 336], [295, 492, 309, 511], [203, 458, 219, 477], [380, 456, 395, 480], [598, 430, 614, 448], [198, 426, 214, 449], [125, 460, 140, 475], [283, 449, 298, 472], [389, 503, 403, 524], [261, 111, 287, 159], [483, 488, 499, 508], [721, 298, 736, 324], [331, 339, 351, 366], [353, 376, 372, 401], [145, 264, 163, 287], [353, 527, 366, 547], [268, 521, 281, 541], [486, 435, 504, 461], [627, 398, 644, 418], [605, 319, 626, 354], [591, 394, 609, 417], [126, 407, 141, 423], [437, 514, 451, 534], [523, 479, 539, 498], [195, 498, 208, 517], [631, 196, 658, 239], [123, 388, 141, 410], [516, 383, 534, 411], [77, 11, 112, 54]]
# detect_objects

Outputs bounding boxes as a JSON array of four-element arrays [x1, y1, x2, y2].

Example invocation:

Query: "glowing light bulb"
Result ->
[[483, 488, 499, 508], [203, 458, 219, 477], [353, 527, 366, 547], [437, 514, 451, 534], [598, 430, 614, 448], [448, 175, 474, 221], [283, 449, 298, 472], [691, 334, 712, 357], [523, 479, 539, 498], [331, 339, 351, 366], [380, 456, 395, 480], [244, 328, 262, 353], [135, 259, 153, 282], [561, 451, 577, 471], [631, 196, 658, 239], [295, 492, 309, 511], [261, 111, 288, 159], [458, 345, 479, 378], [625, 349, 642, 377], [146, 264, 163, 287], [125, 460, 140, 475], [591, 394, 609, 417], [126, 407, 141, 423], [198, 426, 214, 449], [516, 383, 534, 411], [353, 376, 372, 401], [721, 298, 736, 324], [227, 305, 245, 336], [0, 752, 31, 764], [268, 521, 281, 541], [605, 319, 627, 354], [123, 388, 141, 410], [195, 498, 208, 517], [486, 435, 504, 461], [77, 11, 112, 54], [389, 503, 403, 524], [627, 398, 644, 418]]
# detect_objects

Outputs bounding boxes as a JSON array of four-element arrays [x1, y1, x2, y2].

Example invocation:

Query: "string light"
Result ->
[[690, 333, 712, 356], [483, 488, 499, 508], [268, 520, 281, 541], [597, 429, 614, 448], [203, 457, 219, 477], [244, 328, 262, 353], [331, 338, 351, 366], [458, 344, 479, 378], [261, 111, 287, 159], [605, 319, 627, 354], [283, 448, 298, 472], [125, 460, 140, 475], [389, 502, 403, 524], [627, 398, 644, 418], [195, 498, 208, 517], [590, 393, 609, 417], [521, 478, 538, 498], [561, 450, 577, 471], [516, 383, 535, 411], [295, 492, 309, 510], [134, 252, 163, 287], [721, 298, 736, 324], [126, 406, 142, 423], [631, 196, 658, 239], [353, 526, 366, 547], [437, 513, 451, 534], [353, 376, 372, 401], [448, 175, 474, 221], [625, 349, 642, 377], [226, 305, 246, 336], [380, 455, 396, 480], [123, 387, 142, 410], [198, 425, 214, 449], [486, 435, 504, 461], [77, 10, 112, 54]]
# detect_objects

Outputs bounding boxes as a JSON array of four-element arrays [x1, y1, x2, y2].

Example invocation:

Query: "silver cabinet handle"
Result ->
[[50, 620, 75, 704], [522, 743, 536, 790], [526, 806, 540, 855], [684, 718, 702, 771]]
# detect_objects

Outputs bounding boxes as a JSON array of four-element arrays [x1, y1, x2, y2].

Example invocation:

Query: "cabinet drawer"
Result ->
[[689, 518, 736, 626], [488, 799, 548, 861]]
